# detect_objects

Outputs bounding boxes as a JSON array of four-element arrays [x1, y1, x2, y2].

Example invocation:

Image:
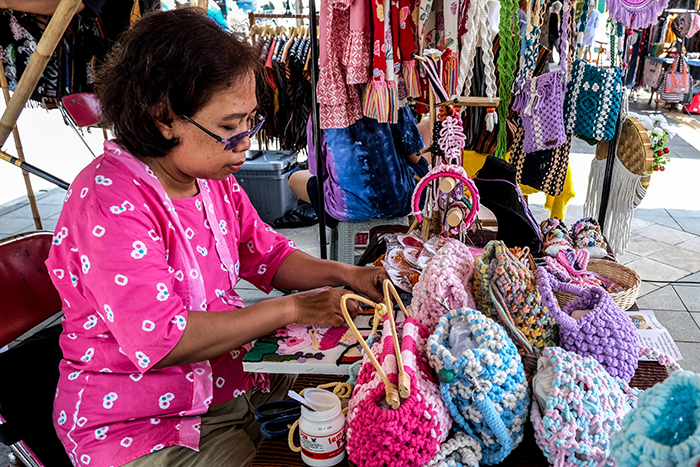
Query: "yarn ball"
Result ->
[[531, 347, 640, 467], [427, 308, 530, 465], [610, 370, 700, 467], [412, 239, 477, 333], [536, 267, 639, 382]]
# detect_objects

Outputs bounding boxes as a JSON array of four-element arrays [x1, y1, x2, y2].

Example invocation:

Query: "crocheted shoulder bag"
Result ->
[[512, 0, 570, 153], [535, 267, 639, 382], [473, 241, 559, 376], [427, 307, 530, 465], [610, 359, 699, 467], [343, 280, 451, 467], [564, 6, 623, 143], [531, 347, 642, 467], [411, 239, 477, 333]]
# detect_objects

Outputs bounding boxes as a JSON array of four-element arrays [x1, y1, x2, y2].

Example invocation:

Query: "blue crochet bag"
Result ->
[[564, 5, 623, 143], [610, 362, 698, 467], [427, 308, 530, 465]]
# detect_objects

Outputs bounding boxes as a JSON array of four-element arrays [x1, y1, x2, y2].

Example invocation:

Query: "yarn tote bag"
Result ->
[[427, 307, 530, 465], [664, 55, 691, 95], [610, 362, 699, 467], [535, 267, 639, 382], [512, 1, 570, 153], [343, 280, 451, 467], [564, 9, 623, 143]]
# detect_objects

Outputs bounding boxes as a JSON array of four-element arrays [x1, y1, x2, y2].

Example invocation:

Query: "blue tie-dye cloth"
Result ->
[[307, 108, 426, 222]]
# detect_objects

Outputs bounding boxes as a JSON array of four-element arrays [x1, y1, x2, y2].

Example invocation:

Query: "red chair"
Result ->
[[0, 231, 71, 466], [58, 92, 105, 158]]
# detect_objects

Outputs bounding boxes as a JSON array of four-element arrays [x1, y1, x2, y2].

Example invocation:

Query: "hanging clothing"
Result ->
[[581, 8, 600, 47], [306, 107, 427, 223]]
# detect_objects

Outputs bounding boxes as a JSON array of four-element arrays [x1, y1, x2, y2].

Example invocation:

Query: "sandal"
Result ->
[[570, 217, 608, 259], [540, 218, 574, 257]]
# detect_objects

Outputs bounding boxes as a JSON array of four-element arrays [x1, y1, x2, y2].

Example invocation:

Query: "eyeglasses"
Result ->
[[181, 114, 265, 151]]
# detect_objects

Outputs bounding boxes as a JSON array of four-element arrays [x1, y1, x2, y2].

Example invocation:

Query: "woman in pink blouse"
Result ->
[[46, 8, 386, 467]]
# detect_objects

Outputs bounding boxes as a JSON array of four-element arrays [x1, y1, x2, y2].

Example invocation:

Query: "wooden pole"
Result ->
[[0, 62, 42, 230], [0, 0, 82, 149]]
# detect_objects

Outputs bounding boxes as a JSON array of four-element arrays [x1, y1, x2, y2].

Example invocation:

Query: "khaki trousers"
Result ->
[[122, 373, 297, 467]]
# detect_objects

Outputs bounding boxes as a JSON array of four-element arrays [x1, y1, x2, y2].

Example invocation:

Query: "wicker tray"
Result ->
[[552, 259, 641, 311]]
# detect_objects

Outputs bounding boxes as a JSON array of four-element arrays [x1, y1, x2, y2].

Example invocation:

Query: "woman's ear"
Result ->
[[152, 103, 177, 140]]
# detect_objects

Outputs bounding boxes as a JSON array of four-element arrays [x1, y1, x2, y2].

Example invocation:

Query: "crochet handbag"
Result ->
[[535, 267, 639, 382], [411, 239, 477, 333], [473, 241, 559, 376], [564, 9, 623, 143], [610, 364, 699, 467], [512, 0, 570, 153], [531, 347, 642, 467], [427, 307, 530, 465], [343, 280, 451, 467], [663, 55, 691, 95]]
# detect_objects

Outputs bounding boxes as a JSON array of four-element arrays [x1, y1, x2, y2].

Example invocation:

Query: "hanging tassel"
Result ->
[[362, 80, 390, 122], [485, 107, 498, 132], [401, 60, 422, 99], [441, 49, 458, 97]]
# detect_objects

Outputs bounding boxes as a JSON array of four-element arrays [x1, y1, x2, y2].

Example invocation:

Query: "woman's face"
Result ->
[[162, 74, 258, 181]]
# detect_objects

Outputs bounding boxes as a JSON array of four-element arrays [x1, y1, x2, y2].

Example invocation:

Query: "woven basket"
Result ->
[[552, 259, 641, 311]]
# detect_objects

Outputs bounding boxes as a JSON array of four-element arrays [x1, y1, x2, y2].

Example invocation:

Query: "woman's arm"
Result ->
[[0, 0, 85, 15], [154, 285, 359, 369]]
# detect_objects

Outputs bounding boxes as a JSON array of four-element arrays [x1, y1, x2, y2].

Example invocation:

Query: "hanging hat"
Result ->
[[474, 156, 542, 250]]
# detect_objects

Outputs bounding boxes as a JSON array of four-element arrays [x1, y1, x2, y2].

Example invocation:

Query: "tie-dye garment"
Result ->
[[308, 106, 427, 222], [46, 141, 296, 467]]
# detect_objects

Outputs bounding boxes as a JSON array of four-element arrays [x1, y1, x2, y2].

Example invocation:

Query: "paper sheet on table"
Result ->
[[626, 309, 684, 362]]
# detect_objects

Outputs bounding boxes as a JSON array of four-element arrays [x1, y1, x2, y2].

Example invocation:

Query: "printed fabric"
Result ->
[[46, 141, 296, 467], [307, 107, 426, 222]]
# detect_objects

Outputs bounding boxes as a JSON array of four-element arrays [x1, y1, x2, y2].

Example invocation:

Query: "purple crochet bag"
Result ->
[[535, 267, 639, 382], [512, 1, 570, 153]]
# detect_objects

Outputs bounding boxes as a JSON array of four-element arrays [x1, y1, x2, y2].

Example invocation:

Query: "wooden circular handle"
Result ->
[[446, 207, 464, 227], [439, 176, 458, 193]]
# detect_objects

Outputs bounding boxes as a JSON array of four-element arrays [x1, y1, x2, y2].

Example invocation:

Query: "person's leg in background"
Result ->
[[289, 170, 313, 203]]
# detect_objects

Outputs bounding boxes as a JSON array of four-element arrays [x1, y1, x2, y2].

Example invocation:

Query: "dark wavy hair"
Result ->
[[94, 8, 260, 158]]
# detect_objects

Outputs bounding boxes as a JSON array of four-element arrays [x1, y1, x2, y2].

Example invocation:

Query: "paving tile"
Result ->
[[674, 285, 700, 312], [238, 286, 284, 307], [636, 285, 687, 311], [0, 217, 35, 235], [634, 223, 697, 245], [633, 212, 683, 230], [616, 251, 641, 265], [624, 257, 689, 282], [631, 217, 654, 230], [0, 203, 63, 220], [667, 209, 700, 219], [637, 281, 660, 297], [677, 237, 700, 255], [648, 246, 700, 273], [678, 271, 700, 283], [651, 310, 700, 343], [674, 218, 700, 236], [692, 313, 700, 330], [625, 235, 672, 257], [675, 342, 700, 372]]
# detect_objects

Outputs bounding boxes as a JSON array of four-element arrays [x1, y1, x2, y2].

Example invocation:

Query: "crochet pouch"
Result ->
[[610, 367, 699, 467], [343, 280, 451, 467], [473, 241, 559, 376], [535, 267, 639, 382], [427, 307, 530, 465], [411, 238, 477, 333], [564, 10, 623, 143], [512, 1, 570, 153], [531, 347, 642, 467]]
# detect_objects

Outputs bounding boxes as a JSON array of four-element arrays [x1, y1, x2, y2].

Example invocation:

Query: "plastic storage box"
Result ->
[[235, 149, 299, 224]]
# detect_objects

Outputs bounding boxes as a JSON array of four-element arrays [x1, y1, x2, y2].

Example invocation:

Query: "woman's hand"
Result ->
[[290, 287, 362, 327], [345, 265, 390, 303]]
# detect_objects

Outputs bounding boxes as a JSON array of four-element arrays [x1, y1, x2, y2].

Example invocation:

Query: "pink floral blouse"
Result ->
[[46, 141, 296, 467]]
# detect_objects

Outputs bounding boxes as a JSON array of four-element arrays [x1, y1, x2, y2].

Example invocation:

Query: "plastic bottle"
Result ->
[[298, 388, 346, 467]]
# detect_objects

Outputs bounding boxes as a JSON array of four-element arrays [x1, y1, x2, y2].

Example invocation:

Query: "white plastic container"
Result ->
[[298, 388, 346, 467]]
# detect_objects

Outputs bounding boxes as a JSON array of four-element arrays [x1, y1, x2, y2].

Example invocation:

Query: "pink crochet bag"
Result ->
[[342, 281, 452, 467], [411, 239, 477, 333]]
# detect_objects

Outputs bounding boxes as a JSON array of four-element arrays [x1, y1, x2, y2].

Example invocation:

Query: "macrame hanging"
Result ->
[[607, 0, 669, 29], [454, 0, 499, 131], [494, 0, 520, 159]]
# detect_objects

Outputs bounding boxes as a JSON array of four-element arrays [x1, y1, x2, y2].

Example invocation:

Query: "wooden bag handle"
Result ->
[[340, 280, 411, 409]]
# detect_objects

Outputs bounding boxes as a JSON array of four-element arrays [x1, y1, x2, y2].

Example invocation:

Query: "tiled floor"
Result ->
[[2, 101, 700, 464]]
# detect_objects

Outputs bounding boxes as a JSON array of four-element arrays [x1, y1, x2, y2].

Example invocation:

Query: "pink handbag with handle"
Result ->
[[665, 56, 691, 95]]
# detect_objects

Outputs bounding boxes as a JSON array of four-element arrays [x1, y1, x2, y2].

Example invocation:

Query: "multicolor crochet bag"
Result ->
[[411, 239, 477, 333], [427, 308, 530, 465], [512, 0, 570, 153], [536, 267, 639, 382], [473, 241, 559, 375], [610, 362, 698, 467], [564, 7, 623, 143], [343, 281, 452, 467], [531, 347, 642, 467]]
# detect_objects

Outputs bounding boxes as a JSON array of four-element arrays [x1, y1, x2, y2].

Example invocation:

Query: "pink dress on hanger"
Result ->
[[46, 141, 296, 467]]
